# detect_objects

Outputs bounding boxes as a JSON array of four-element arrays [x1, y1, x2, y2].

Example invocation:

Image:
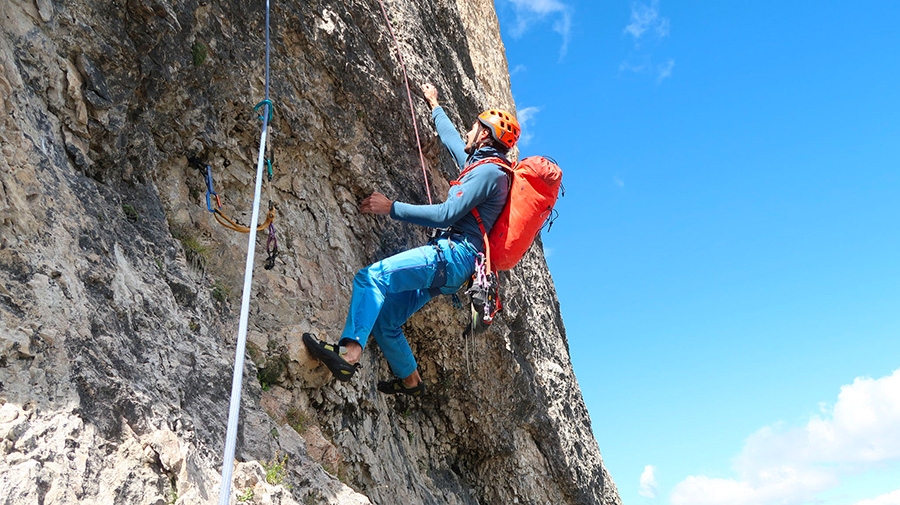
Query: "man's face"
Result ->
[[464, 121, 485, 155]]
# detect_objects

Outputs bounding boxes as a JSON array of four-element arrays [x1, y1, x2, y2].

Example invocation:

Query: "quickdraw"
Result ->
[[466, 252, 502, 325], [199, 163, 277, 233], [255, 99, 276, 182], [254, 99, 274, 122], [203, 163, 220, 211], [196, 93, 279, 234], [264, 222, 278, 270]]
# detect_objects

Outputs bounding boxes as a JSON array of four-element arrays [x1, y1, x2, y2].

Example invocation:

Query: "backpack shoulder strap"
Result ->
[[451, 157, 512, 185], [449, 157, 514, 271], [470, 206, 491, 271], [464, 157, 514, 272]]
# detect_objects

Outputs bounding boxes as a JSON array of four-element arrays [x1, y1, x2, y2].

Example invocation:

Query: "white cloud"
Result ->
[[671, 368, 900, 505], [505, 0, 573, 57], [613, 175, 625, 188], [517, 106, 540, 124], [670, 469, 834, 505], [619, 57, 650, 75], [515, 106, 540, 146], [854, 489, 900, 505], [639, 465, 658, 498], [624, 0, 670, 41], [656, 59, 674, 82], [620, 1, 674, 83]]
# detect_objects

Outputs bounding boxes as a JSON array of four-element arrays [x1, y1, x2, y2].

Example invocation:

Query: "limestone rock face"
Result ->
[[0, 0, 621, 504]]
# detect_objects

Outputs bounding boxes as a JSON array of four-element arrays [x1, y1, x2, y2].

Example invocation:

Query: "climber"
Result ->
[[303, 82, 520, 396]]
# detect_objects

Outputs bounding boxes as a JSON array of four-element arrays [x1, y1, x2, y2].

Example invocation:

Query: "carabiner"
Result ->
[[204, 165, 222, 212], [254, 99, 274, 122]]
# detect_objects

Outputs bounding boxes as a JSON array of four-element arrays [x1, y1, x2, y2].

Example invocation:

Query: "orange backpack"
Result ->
[[461, 156, 563, 271]]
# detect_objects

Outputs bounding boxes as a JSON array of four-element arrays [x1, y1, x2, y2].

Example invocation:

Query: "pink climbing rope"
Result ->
[[377, 0, 433, 204]]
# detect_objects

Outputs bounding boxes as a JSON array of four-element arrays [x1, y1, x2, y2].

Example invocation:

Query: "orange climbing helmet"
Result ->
[[478, 109, 520, 149]]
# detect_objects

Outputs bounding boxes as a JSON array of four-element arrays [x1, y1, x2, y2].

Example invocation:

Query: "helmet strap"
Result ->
[[476, 125, 493, 148]]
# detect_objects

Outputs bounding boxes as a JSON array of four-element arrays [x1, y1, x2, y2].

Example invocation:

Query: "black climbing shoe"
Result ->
[[377, 378, 426, 396], [302, 333, 360, 382]]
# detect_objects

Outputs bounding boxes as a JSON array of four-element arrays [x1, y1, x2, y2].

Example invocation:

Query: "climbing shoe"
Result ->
[[302, 333, 360, 382], [377, 378, 426, 397]]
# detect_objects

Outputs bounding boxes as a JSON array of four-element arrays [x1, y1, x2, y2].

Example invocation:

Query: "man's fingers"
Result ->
[[422, 83, 438, 102], [360, 193, 380, 214]]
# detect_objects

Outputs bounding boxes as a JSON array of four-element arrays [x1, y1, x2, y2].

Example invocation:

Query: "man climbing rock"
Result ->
[[303, 83, 520, 396]]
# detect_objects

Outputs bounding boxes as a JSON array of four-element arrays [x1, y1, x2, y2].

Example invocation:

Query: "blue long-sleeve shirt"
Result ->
[[390, 106, 509, 251]]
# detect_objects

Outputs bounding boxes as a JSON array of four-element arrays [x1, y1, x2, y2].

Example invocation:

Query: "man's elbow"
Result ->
[[432, 207, 461, 227]]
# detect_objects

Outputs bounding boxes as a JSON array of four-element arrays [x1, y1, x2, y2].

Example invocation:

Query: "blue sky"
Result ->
[[493, 1, 900, 504]]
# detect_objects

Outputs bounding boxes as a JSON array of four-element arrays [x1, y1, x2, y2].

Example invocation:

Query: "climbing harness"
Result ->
[[426, 241, 448, 297], [376, 0, 432, 204], [217, 0, 275, 503]]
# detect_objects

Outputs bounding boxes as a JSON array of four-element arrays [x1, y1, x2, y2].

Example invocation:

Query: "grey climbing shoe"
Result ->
[[302, 333, 360, 382], [377, 378, 426, 396]]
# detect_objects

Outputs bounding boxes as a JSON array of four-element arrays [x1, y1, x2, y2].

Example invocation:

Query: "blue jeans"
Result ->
[[339, 237, 478, 378]]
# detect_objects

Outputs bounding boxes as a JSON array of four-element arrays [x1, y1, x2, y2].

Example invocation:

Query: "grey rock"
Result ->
[[0, 1, 621, 504], [34, 0, 54, 23], [76, 53, 110, 102]]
